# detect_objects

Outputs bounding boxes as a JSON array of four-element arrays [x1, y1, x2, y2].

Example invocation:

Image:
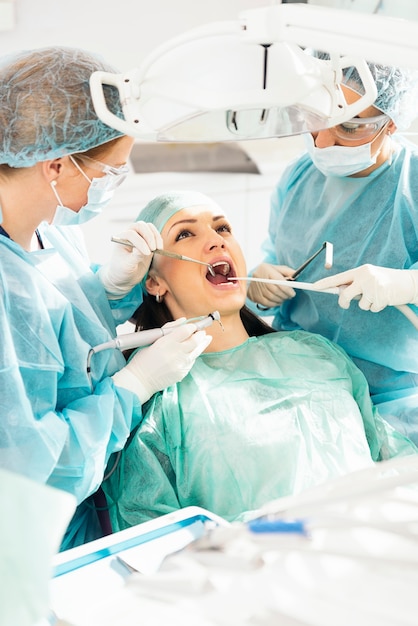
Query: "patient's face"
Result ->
[[148, 204, 247, 320]]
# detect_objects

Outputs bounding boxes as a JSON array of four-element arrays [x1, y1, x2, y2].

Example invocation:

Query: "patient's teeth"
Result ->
[[213, 261, 230, 275]]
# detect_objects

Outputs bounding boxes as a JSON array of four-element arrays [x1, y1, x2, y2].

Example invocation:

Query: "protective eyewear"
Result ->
[[330, 113, 390, 142], [71, 154, 130, 186]]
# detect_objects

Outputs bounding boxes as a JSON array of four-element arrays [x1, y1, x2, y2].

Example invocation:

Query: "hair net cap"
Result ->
[[345, 64, 418, 131], [136, 190, 223, 232], [309, 51, 418, 130], [0, 46, 125, 167]]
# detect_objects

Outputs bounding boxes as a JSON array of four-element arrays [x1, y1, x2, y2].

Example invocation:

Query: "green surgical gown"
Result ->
[[104, 331, 416, 531]]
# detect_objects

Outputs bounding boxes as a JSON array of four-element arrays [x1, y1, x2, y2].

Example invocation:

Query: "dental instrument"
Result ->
[[324, 242, 334, 271], [291, 241, 334, 280], [86, 311, 220, 392], [110, 236, 216, 276], [90, 311, 220, 355], [232, 276, 418, 330], [230, 277, 340, 295]]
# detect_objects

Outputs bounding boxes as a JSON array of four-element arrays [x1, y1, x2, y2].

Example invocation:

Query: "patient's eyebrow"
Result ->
[[167, 218, 197, 234]]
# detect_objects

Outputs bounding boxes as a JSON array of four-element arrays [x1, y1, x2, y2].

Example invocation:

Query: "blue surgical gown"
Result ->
[[251, 135, 418, 445], [104, 331, 416, 531], [0, 223, 143, 550]]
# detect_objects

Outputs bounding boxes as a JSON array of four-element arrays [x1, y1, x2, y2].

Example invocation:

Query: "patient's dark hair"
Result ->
[[125, 294, 275, 360]]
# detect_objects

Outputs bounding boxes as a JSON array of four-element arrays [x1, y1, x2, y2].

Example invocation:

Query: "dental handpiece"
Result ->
[[90, 311, 220, 354]]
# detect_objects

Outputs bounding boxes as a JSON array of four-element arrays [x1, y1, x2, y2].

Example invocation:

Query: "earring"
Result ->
[[156, 293, 163, 303]]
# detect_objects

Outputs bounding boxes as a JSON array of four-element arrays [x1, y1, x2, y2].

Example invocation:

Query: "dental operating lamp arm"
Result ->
[[90, 3, 390, 142], [239, 3, 418, 69]]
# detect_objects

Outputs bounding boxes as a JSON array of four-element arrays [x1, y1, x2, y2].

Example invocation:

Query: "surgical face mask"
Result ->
[[303, 129, 386, 178], [50, 156, 129, 225]]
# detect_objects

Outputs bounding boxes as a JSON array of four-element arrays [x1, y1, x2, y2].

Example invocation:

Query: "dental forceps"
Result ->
[[111, 236, 215, 276]]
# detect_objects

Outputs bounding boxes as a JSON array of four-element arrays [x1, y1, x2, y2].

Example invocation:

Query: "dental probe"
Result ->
[[90, 311, 220, 354], [233, 278, 418, 330], [154, 248, 216, 276], [110, 236, 215, 276], [229, 277, 340, 295]]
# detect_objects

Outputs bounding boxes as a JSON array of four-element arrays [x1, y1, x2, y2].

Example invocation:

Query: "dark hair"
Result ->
[[124, 295, 276, 360]]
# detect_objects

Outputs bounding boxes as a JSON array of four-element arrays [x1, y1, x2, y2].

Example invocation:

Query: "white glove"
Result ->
[[314, 264, 418, 312], [112, 321, 212, 404], [247, 263, 296, 308], [98, 221, 163, 299]]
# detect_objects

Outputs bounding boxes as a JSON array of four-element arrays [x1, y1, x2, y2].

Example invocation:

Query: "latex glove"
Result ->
[[247, 263, 296, 308], [98, 221, 163, 299], [314, 264, 418, 312], [112, 321, 212, 404]]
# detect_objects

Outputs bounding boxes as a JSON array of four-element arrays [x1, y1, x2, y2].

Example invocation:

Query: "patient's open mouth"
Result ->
[[206, 260, 236, 285]]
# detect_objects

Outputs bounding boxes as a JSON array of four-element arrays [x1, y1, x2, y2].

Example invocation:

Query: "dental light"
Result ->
[[90, 2, 418, 142], [90, 3, 386, 142]]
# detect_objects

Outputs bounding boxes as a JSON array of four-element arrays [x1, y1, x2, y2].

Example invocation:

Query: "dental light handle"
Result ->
[[91, 311, 220, 354]]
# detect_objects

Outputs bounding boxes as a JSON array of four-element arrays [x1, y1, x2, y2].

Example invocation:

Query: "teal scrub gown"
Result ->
[[251, 135, 418, 445], [0, 223, 143, 549]]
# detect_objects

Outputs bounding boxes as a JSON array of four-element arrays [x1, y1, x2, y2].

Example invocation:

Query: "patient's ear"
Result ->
[[145, 274, 166, 297]]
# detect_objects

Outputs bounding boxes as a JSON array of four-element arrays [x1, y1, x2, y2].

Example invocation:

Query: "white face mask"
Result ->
[[304, 132, 384, 178], [50, 157, 128, 226]]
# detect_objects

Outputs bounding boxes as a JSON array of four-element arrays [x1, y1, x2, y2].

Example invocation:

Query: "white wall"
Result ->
[[0, 0, 267, 69]]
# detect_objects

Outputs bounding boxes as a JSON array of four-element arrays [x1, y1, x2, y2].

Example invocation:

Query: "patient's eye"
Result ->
[[216, 222, 232, 234], [175, 229, 193, 241]]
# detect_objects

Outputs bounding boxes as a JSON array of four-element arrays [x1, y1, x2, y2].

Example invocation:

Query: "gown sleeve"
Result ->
[[0, 250, 143, 506]]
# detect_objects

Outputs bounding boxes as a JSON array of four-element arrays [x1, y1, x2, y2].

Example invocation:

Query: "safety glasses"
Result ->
[[70, 154, 130, 186], [330, 113, 390, 142]]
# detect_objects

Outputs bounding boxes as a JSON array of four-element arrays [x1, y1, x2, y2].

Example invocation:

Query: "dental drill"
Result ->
[[90, 311, 221, 354], [86, 311, 221, 390], [90, 311, 220, 355]]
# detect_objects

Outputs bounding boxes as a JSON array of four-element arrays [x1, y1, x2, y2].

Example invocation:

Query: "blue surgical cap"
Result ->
[[136, 190, 222, 232], [309, 51, 418, 130], [0, 46, 125, 167]]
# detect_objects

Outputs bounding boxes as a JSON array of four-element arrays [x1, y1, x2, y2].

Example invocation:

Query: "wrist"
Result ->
[[97, 266, 130, 299], [112, 368, 151, 404], [410, 270, 418, 305]]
